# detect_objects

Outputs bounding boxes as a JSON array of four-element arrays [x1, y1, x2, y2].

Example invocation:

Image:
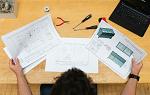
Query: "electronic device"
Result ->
[[109, 0, 150, 37], [97, 28, 115, 39]]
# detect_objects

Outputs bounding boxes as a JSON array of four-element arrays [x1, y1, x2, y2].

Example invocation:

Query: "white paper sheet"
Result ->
[[4, 47, 45, 74], [2, 15, 61, 68], [87, 20, 147, 79], [45, 38, 98, 73], [23, 57, 45, 74]]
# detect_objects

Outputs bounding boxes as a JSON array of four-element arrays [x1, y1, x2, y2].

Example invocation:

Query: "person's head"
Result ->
[[50, 68, 97, 95]]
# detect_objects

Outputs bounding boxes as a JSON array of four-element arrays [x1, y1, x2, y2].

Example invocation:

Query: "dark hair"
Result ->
[[50, 68, 97, 95]]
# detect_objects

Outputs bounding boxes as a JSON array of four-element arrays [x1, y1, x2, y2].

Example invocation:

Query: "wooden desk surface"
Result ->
[[0, 0, 150, 84]]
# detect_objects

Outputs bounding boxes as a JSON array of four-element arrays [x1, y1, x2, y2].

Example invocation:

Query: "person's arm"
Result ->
[[9, 58, 32, 95], [121, 59, 143, 95]]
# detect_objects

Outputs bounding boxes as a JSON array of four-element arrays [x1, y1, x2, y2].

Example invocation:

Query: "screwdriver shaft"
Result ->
[[73, 14, 92, 29], [73, 22, 82, 29], [74, 29, 86, 31], [74, 25, 97, 31]]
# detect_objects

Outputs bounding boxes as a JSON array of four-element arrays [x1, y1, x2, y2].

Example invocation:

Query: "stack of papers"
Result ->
[[87, 20, 147, 79], [2, 15, 61, 73]]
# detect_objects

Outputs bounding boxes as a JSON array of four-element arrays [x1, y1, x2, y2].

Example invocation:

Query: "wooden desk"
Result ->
[[0, 0, 150, 84]]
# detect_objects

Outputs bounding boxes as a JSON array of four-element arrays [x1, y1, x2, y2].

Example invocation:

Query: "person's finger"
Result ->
[[139, 63, 143, 68], [132, 58, 136, 64], [14, 58, 19, 65], [15, 58, 19, 63], [9, 59, 12, 64], [17, 58, 20, 64], [9, 59, 14, 65], [9, 59, 14, 68], [132, 58, 135, 66], [138, 63, 143, 73], [9, 59, 12, 67]]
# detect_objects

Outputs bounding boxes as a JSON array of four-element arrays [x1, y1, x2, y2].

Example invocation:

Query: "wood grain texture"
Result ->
[[0, 0, 150, 84], [0, 84, 150, 95], [98, 84, 150, 95]]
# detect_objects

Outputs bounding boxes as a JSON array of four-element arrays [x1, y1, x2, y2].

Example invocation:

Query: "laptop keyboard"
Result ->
[[116, 2, 149, 25]]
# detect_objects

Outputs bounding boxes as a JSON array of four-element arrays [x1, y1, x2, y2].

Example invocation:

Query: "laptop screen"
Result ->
[[123, 0, 150, 15]]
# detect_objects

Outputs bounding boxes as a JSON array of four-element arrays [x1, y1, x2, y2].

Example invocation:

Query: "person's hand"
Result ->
[[131, 59, 143, 75], [9, 58, 23, 76]]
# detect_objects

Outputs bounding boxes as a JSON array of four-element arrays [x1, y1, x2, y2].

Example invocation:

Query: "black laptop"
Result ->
[[109, 0, 150, 37]]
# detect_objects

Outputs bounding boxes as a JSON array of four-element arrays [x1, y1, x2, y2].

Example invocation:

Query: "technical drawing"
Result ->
[[108, 51, 126, 67], [2, 15, 60, 68], [116, 42, 133, 57], [55, 43, 89, 66], [45, 38, 98, 73]]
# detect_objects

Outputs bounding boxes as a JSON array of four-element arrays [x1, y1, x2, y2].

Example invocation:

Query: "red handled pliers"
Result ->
[[56, 17, 69, 26]]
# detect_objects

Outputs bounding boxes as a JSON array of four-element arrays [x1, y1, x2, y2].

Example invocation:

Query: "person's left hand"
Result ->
[[9, 58, 23, 76]]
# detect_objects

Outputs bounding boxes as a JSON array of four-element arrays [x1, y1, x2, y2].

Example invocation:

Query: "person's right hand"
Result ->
[[9, 58, 23, 76], [131, 59, 143, 75]]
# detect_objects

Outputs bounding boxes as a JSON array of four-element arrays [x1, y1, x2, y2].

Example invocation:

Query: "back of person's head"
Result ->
[[50, 68, 96, 95]]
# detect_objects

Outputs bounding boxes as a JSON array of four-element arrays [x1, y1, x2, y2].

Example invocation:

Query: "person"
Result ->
[[9, 58, 143, 95]]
